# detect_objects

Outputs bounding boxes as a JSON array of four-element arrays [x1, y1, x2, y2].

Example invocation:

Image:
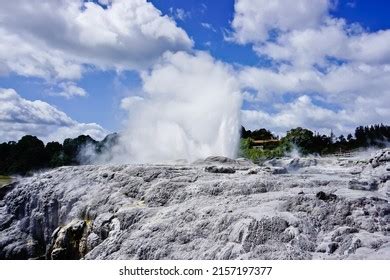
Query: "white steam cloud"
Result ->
[[111, 51, 243, 163]]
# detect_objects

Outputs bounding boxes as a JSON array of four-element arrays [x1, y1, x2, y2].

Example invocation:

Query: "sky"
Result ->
[[0, 0, 389, 143]]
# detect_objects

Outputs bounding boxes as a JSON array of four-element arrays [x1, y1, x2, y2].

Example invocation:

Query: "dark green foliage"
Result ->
[[5, 136, 47, 175], [96, 133, 119, 154], [282, 127, 315, 154], [241, 126, 277, 140], [63, 135, 98, 165], [0, 135, 63, 175], [354, 124, 389, 147], [240, 126, 251, 139], [0, 134, 119, 176], [240, 123, 389, 161], [239, 138, 288, 161], [46, 142, 63, 167]]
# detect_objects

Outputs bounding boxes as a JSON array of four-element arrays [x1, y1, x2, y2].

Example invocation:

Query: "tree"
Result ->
[[0, 134, 116, 175], [250, 128, 277, 140], [338, 135, 346, 144], [8, 136, 46, 175], [96, 133, 119, 153], [240, 126, 251, 138], [355, 126, 366, 146], [0, 142, 16, 174], [240, 126, 277, 140], [45, 142, 64, 167], [284, 127, 313, 143], [63, 135, 98, 165]]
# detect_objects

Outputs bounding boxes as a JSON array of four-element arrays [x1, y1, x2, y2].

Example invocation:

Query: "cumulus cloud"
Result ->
[[239, 62, 390, 135], [255, 19, 390, 69], [231, 0, 390, 135], [241, 96, 349, 135], [239, 63, 390, 101], [231, 0, 390, 69], [242, 94, 390, 136], [0, 88, 108, 143], [114, 51, 242, 163], [231, 0, 330, 44], [0, 0, 193, 81], [55, 82, 87, 99], [120, 96, 144, 111], [238, 62, 390, 136]]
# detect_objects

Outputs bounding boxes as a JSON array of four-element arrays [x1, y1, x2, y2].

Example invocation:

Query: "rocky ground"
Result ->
[[0, 149, 389, 260]]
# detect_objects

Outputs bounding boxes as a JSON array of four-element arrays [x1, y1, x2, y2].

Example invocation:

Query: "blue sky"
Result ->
[[0, 0, 389, 142], [1, 0, 260, 132]]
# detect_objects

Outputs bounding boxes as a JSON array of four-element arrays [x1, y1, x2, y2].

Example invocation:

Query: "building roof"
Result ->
[[251, 139, 280, 145]]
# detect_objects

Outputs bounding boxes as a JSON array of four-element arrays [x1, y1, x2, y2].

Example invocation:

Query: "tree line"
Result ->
[[0, 134, 118, 176], [0, 124, 388, 176], [240, 124, 389, 160]]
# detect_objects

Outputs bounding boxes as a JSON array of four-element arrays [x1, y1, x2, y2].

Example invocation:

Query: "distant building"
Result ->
[[250, 139, 280, 150]]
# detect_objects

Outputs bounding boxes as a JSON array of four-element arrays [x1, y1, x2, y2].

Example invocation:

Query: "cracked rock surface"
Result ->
[[0, 150, 389, 259]]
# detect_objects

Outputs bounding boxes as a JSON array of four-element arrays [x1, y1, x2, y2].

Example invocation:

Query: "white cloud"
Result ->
[[0, 0, 193, 81], [169, 7, 190, 21], [240, 63, 390, 101], [231, 0, 390, 69], [231, 0, 390, 134], [56, 82, 87, 99], [200, 3, 208, 13], [239, 67, 321, 100], [242, 95, 350, 135], [242, 95, 390, 136], [120, 96, 144, 110], [0, 88, 108, 142], [201, 22, 216, 32], [239, 63, 390, 135], [231, 0, 330, 44], [256, 19, 390, 69]]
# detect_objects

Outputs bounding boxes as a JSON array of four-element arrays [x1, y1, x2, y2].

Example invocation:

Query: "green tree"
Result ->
[[8, 136, 46, 175], [45, 141, 64, 167], [63, 135, 98, 165], [282, 127, 315, 154]]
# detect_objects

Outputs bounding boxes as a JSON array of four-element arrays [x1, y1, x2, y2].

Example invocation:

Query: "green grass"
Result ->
[[0, 175, 12, 187]]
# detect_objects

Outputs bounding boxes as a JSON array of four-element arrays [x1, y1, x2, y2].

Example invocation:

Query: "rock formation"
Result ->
[[0, 150, 389, 259]]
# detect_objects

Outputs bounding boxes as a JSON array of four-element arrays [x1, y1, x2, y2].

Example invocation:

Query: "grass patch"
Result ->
[[0, 175, 12, 187]]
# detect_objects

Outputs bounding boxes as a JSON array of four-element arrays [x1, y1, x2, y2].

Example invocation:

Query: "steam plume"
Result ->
[[111, 51, 242, 163]]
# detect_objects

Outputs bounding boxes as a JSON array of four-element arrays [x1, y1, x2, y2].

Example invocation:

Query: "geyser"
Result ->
[[112, 51, 242, 163]]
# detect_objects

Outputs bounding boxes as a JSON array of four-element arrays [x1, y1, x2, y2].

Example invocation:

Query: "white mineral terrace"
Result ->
[[0, 149, 389, 259]]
